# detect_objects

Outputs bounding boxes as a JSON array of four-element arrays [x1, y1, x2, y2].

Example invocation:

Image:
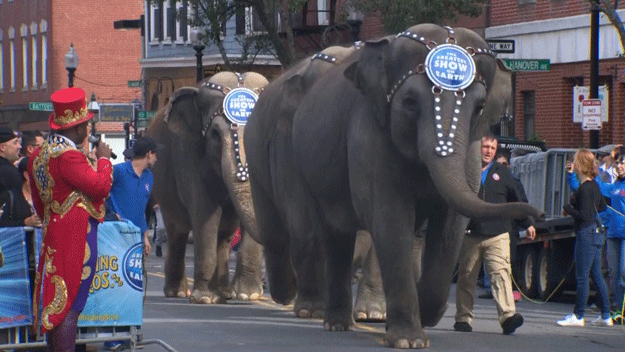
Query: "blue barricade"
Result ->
[[0, 221, 143, 330]]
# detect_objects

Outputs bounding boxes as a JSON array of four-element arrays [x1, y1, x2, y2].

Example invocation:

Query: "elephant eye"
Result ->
[[402, 97, 419, 112]]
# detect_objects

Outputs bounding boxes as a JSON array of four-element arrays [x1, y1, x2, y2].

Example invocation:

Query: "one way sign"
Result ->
[[487, 39, 515, 53]]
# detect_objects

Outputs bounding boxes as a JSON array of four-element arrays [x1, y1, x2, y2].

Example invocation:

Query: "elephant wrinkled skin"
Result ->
[[245, 45, 386, 322], [147, 72, 267, 304], [246, 24, 543, 349]]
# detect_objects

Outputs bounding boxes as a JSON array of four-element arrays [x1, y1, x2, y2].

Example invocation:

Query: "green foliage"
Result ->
[[346, 0, 488, 34]]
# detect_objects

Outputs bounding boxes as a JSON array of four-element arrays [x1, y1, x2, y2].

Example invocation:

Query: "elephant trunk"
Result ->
[[420, 95, 542, 222], [213, 117, 260, 241]]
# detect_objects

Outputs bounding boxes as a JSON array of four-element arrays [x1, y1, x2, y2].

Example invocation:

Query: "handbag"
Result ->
[[594, 204, 606, 235]]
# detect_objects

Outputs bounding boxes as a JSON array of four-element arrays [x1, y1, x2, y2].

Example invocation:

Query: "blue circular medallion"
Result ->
[[222, 88, 259, 125], [122, 243, 144, 292], [425, 44, 476, 91]]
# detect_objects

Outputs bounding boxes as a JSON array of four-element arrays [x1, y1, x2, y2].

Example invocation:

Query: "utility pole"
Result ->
[[589, 0, 600, 149]]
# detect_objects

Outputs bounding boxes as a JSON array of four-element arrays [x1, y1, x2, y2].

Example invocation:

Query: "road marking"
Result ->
[[142, 317, 322, 328]]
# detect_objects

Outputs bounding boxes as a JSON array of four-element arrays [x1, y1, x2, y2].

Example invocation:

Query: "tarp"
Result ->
[[78, 220, 144, 327], [0, 221, 143, 329], [0, 227, 32, 328]]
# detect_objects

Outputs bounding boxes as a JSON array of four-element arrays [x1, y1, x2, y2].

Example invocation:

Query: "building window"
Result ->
[[317, 0, 329, 25], [175, 0, 188, 43], [0, 42, 4, 92], [164, 0, 173, 43], [150, 2, 163, 42], [40, 19, 47, 87], [523, 90, 536, 140], [9, 26, 15, 92], [21, 24, 28, 91], [30, 22, 38, 89]]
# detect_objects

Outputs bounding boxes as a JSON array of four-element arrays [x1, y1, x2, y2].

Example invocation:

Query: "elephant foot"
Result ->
[[230, 273, 264, 301], [189, 289, 227, 304], [353, 288, 386, 322], [164, 279, 190, 298], [420, 302, 447, 327], [323, 313, 354, 332], [383, 327, 429, 349], [294, 296, 325, 319]]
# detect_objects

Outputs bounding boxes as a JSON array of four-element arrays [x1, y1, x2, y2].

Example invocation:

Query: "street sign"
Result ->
[[581, 99, 602, 130], [29, 102, 53, 111], [99, 104, 134, 122], [502, 59, 551, 71], [128, 80, 142, 88], [138, 111, 155, 119], [487, 39, 515, 53]]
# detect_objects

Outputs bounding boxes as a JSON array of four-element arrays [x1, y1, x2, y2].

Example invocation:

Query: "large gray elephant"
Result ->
[[147, 71, 267, 304], [246, 24, 543, 348], [244, 45, 386, 321]]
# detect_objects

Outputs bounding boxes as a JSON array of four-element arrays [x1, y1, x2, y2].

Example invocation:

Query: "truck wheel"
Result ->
[[536, 247, 562, 301], [519, 248, 538, 298]]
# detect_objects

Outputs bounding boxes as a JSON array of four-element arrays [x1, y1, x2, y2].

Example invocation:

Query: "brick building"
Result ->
[[0, 0, 144, 159], [455, 1, 625, 148]]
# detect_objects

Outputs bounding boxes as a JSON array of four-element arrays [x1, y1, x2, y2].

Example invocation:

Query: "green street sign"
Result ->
[[138, 111, 155, 119], [29, 102, 53, 111], [502, 59, 551, 71], [128, 80, 142, 88]]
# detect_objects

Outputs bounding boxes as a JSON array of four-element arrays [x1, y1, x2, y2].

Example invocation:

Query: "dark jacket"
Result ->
[[467, 162, 533, 237], [0, 188, 34, 227], [0, 156, 21, 196]]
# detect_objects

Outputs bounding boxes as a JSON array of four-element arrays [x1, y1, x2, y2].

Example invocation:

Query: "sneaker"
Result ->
[[155, 245, 162, 257], [453, 321, 472, 332], [478, 291, 493, 299], [502, 313, 523, 334], [104, 341, 124, 351], [590, 315, 613, 326], [556, 314, 584, 327], [513, 291, 522, 302]]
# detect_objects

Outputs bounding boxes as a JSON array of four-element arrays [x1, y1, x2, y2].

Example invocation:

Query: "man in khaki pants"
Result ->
[[454, 134, 536, 335]]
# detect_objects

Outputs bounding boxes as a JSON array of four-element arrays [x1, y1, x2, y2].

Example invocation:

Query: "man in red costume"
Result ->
[[28, 87, 113, 351]]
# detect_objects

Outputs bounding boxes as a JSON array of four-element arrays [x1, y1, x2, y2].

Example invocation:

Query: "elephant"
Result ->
[[246, 24, 543, 349], [244, 45, 386, 321], [146, 71, 267, 304]]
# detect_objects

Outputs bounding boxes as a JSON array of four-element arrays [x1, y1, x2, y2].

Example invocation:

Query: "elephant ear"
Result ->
[[282, 74, 305, 116], [481, 59, 512, 127], [344, 37, 391, 128], [164, 87, 201, 141]]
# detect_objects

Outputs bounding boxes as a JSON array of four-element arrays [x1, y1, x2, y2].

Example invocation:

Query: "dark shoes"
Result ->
[[155, 245, 162, 257], [478, 291, 494, 299], [454, 322, 472, 332], [502, 313, 524, 335]]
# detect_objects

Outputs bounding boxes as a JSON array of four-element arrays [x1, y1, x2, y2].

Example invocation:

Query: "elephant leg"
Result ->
[[213, 213, 237, 300], [189, 206, 225, 304], [249, 177, 297, 304], [418, 206, 468, 327], [291, 233, 325, 319], [353, 231, 386, 322], [231, 228, 264, 301], [323, 230, 356, 332], [163, 223, 190, 298]]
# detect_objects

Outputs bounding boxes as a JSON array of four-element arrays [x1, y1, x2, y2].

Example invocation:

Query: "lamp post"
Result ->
[[64, 43, 79, 87], [87, 92, 99, 148], [346, 8, 364, 42], [190, 28, 205, 83]]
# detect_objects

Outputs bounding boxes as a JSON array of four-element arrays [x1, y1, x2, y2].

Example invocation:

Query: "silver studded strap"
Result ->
[[312, 52, 338, 63], [231, 125, 248, 182]]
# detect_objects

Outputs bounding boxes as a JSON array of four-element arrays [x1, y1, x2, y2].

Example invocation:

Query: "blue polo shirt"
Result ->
[[106, 161, 153, 234]]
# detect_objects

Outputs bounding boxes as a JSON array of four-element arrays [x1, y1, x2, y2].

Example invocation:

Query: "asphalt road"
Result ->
[[89, 243, 624, 352]]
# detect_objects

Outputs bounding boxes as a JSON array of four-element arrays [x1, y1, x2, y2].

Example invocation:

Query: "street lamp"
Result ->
[[346, 8, 364, 42], [190, 28, 205, 83], [64, 43, 79, 87], [87, 92, 99, 147]]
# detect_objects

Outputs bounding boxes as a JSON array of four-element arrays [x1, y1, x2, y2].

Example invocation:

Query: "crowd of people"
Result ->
[[561, 145, 625, 326], [0, 86, 163, 351]]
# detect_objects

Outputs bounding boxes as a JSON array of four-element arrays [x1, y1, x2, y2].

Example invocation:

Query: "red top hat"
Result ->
[[49, 87, 93, 130]]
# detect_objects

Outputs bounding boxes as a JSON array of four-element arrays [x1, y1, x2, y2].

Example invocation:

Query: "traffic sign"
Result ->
[[29, 102, 53, 111], [502, 59, 550, 71], [128, 80, 142, 88], [138, 111, 155, 119], [487, 39, 515, 53], [581, 99, 602, 130]]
